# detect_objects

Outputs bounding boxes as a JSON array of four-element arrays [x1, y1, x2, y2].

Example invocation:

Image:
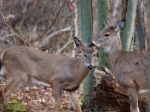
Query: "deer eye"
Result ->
[[93, 53, 98, 57], [97, 53, 99, 57], [84, 54, 87, 57], [104, 33, 110, 36]]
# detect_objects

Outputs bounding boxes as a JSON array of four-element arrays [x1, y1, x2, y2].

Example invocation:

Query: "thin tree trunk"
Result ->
[[110, 0, 126, 25], [121, 0, 138, 51], [137, 3, 145, 51], [97, 0, 110, 31], [80, 0, 92, 44], [92, 0, 99, 35], [142, 0, 150, 52], [97, 0, 110, 66], [80, 0, 93, 108]]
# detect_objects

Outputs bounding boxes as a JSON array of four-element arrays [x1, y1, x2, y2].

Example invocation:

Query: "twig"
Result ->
[[4, 23, 29, 46], [48, 1, 65, 30], [39, 26, 73, 47], [1, 33, 17, 39], [55, 36, 73, 55]]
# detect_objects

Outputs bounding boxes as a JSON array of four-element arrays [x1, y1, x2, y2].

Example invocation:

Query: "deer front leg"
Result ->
[[69, 91, 82, 112], [0, 78, 21, 104], [127, 88, 140, 112], [52, 83, 63, 111]]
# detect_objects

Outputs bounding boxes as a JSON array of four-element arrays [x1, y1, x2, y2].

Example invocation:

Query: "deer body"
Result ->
[[106, 45, 149, 112], [106, 48, 149, 91], [92, 24, 150, 112], [1, 46, 88, 90], [0, 37, 98, 112]]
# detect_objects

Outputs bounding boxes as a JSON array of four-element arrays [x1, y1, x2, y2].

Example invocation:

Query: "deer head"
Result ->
[[92, 22, 124, 52], [74, 37, 99, 69]]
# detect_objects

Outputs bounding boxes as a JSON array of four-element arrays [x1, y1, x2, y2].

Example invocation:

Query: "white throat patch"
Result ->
[[0, 66, 6, 76]]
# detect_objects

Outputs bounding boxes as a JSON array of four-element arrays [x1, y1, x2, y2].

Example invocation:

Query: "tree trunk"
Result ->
[[121, 0, 138, 51], [97, 0, 110, 66], [140, 0, 150, 52], [80, 0, 93, 108], [97, 0, 110, 31], [110, 0, 127, 25], [137, 3, 145, 51]]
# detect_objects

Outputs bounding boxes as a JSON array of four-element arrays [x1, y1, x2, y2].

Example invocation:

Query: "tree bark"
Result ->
[[121, 0, 138, 51], [80, 0, 94, 108], [140, 0, 150, 52], [97, 0, 110, 66], [110, 0, 127, 25], [137, 3, 145, 51]]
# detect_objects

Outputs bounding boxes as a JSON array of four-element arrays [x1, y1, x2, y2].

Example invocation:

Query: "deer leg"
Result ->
[[127, 88, 139, 112], [0, 78, 21, 104], [52, 83, 63, 111], [69, 91, 82, 112]]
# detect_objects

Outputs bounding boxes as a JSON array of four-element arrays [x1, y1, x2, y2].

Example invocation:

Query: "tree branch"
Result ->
[[39, 26, 73, 47]]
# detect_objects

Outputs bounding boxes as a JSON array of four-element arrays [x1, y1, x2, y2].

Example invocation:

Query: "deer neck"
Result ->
[[76, 58, 90, 82], [106, 40, 122, 72]]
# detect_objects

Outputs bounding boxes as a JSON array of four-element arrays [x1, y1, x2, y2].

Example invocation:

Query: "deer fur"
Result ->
[[92, 24, 150, 112], [0, 37, 98, 112]]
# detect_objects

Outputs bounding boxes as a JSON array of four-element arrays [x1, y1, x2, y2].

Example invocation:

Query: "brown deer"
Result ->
[[0, 37, 98, 112], [91, 23, 150, 112]]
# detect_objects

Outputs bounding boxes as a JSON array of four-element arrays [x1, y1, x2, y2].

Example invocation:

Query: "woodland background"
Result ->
[[0, 0, 150, 112]]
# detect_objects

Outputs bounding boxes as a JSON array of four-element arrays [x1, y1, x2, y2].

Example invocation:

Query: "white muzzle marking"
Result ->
[[0, 66, 6, 76]]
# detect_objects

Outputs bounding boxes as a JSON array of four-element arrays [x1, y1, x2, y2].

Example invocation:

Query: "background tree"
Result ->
[[136, 3, 145, 51], [138, 0, 150, 52], [80, 0, 93, 108], [110, 0, 126, 25], [121, 0, 138, 51], [97, 0, 110, 66]]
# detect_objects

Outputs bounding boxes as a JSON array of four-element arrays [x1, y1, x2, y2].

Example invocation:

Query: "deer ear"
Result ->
[[89, 42, 95, 47], [74, 37, 82, 48], [89, 42, 99, 49], [115, 21, 125, 31]]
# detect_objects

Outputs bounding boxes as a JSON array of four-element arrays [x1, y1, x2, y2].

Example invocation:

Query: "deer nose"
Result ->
[[89, 42, 95, 46], [87, 64, 94, 70]]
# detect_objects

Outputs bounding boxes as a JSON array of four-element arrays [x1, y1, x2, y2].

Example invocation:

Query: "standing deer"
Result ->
[[91, 23, 150, 112], [0, 37, 98, 112]]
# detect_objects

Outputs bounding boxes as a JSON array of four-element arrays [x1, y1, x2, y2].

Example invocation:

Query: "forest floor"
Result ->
[[0, 77, 147, 112], [7, 86, 75, 112], [0, 69, 147, 112]]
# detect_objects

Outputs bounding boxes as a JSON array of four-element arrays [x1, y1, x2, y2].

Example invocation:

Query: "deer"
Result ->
[[91, 23, 150, 112], [0, 37, 98, 112]]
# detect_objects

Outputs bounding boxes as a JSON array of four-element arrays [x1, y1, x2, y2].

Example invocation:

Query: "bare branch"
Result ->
[[39, 26, 73, 47], [55, 35, 73, 55]]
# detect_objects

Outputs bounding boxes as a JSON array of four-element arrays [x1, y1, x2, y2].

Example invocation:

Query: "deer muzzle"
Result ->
[[87, 64, 94, 70]]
